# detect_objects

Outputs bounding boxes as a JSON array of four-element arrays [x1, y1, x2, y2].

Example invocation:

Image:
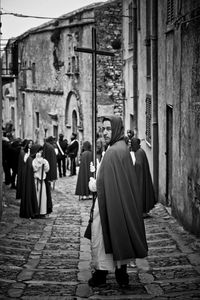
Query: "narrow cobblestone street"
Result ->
[[1, 171, 200, 300]]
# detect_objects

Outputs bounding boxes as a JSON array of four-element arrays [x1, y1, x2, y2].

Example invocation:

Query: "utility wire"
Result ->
[[2, 12, 62, 19], [1, 11, 130, 20]]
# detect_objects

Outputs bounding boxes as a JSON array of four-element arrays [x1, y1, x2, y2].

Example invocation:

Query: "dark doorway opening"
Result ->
[[166, 104, 173, 206]]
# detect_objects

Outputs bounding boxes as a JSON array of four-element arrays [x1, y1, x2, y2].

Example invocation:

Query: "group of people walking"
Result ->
[[2, 132, 79, 219]]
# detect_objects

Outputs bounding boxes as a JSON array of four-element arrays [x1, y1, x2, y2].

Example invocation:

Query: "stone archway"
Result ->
[[65, 89, 83, 143], [65, 89, 83, 128]]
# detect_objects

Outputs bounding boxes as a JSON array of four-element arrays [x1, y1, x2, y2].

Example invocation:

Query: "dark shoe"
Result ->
[[88, 270, 108, 287], [115, 265, 129, 288]]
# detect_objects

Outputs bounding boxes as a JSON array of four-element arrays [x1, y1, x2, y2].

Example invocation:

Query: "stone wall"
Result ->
[[95, 0, 124, 118]]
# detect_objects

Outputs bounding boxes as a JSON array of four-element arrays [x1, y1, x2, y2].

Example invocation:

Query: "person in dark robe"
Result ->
[[75, 141, 93, 200], [43, 137, 58, 181], [56, 133, 68, 177], [18, 140, 39, 219], [2, 136, 11, 185], [8, 138, 22, 189], [67, 133, 79, 176], [43, 136, 58, 195], [88, 115, 148, 288], [130, 137, 157, 217]]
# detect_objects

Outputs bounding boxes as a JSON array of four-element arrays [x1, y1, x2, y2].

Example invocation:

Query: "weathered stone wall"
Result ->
[[172, 1, 200, 235], [158, 0, 200, 235], [122, 0, 200, 235], [95, 0, 124, 117]]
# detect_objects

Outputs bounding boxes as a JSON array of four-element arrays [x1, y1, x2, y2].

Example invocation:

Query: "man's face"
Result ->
[[102, 120, 112, 145]]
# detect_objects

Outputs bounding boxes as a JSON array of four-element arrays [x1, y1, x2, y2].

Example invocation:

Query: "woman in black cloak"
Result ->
[[75, 141, 93, 200]]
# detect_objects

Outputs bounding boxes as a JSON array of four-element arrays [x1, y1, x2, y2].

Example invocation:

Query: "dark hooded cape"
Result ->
[[19, 154, 39, 218], [43, 141, 57, 182], [135, 148, 157, 213], [96, 116, 148, 261], [75, 149, 93, 197]]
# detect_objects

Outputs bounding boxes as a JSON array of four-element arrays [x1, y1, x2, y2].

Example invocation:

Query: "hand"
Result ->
[[88, 177, 97, 192], [90, 162, 95, 173]]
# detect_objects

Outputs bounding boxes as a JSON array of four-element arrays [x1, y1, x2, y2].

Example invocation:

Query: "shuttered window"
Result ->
[[146, 0, 151, 77], [32, 63, 36, 84], [145, 95, 152, 144], [167, 0, 175, 24], [128, 2, 133, 45]]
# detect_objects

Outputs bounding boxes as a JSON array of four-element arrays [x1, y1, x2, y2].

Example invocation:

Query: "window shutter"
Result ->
[[145, 95, 152, 144], [167, 0, 175, 24]]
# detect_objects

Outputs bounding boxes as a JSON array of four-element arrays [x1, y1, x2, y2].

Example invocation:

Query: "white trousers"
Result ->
[[91, 200, 131, 271]]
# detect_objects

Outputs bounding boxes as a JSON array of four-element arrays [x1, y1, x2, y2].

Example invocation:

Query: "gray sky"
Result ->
[[1, 0, 107, 42]]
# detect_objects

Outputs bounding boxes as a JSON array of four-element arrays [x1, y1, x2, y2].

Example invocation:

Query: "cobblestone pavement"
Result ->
[[1, 172, 200, 300]]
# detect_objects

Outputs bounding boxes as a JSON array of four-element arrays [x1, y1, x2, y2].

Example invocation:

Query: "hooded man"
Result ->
[[130, 137, 157, 217], [88, 115, 148, 288]]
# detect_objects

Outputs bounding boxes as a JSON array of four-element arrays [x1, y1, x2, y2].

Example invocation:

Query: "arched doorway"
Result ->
[[65, 90, 83, 142]]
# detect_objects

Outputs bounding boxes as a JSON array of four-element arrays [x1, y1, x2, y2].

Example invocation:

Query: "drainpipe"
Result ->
[[133, 0, 138, 135], [151, 0, 159, 200]]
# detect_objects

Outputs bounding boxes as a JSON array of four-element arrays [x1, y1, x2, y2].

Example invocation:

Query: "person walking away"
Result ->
[[67, 133, 79, 176], [130, 137, 157, 218], [9, 138, 22, 189], [18, 140, 39, 219], [2, 136, 12, 186], [75, 141, 93, 200], [56, 133, 68, 177], [32, 145, 50, 217], [44, 136, 58, 193], [87, 115, 148, 288]]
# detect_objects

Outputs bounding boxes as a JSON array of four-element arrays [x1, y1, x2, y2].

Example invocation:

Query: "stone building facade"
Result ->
[[2, 0, 124, 151], [122, 0, 200, 235]]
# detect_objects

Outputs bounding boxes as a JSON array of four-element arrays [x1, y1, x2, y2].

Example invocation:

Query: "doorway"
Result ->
[[166, 104, 173, 206], [72, 110, 78, 135]]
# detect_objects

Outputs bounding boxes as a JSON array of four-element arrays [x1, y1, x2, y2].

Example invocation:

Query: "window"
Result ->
[[145, 95, 151, 144], [32, 63, 36, 84], [35, 112, 39, 128], [167, 0, 175, 24], [137, 0, 141, 30], [72, 110, 78, 134], [146, 0, 151, 77], [67, 56, 79, 75], [22, 62, 27, 88], [22, 93, 25, 111], [128, 2, 133, 45], [11, 107, 15, 126], [72, 56, 76, 73], [53, 125, 58, 140]]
